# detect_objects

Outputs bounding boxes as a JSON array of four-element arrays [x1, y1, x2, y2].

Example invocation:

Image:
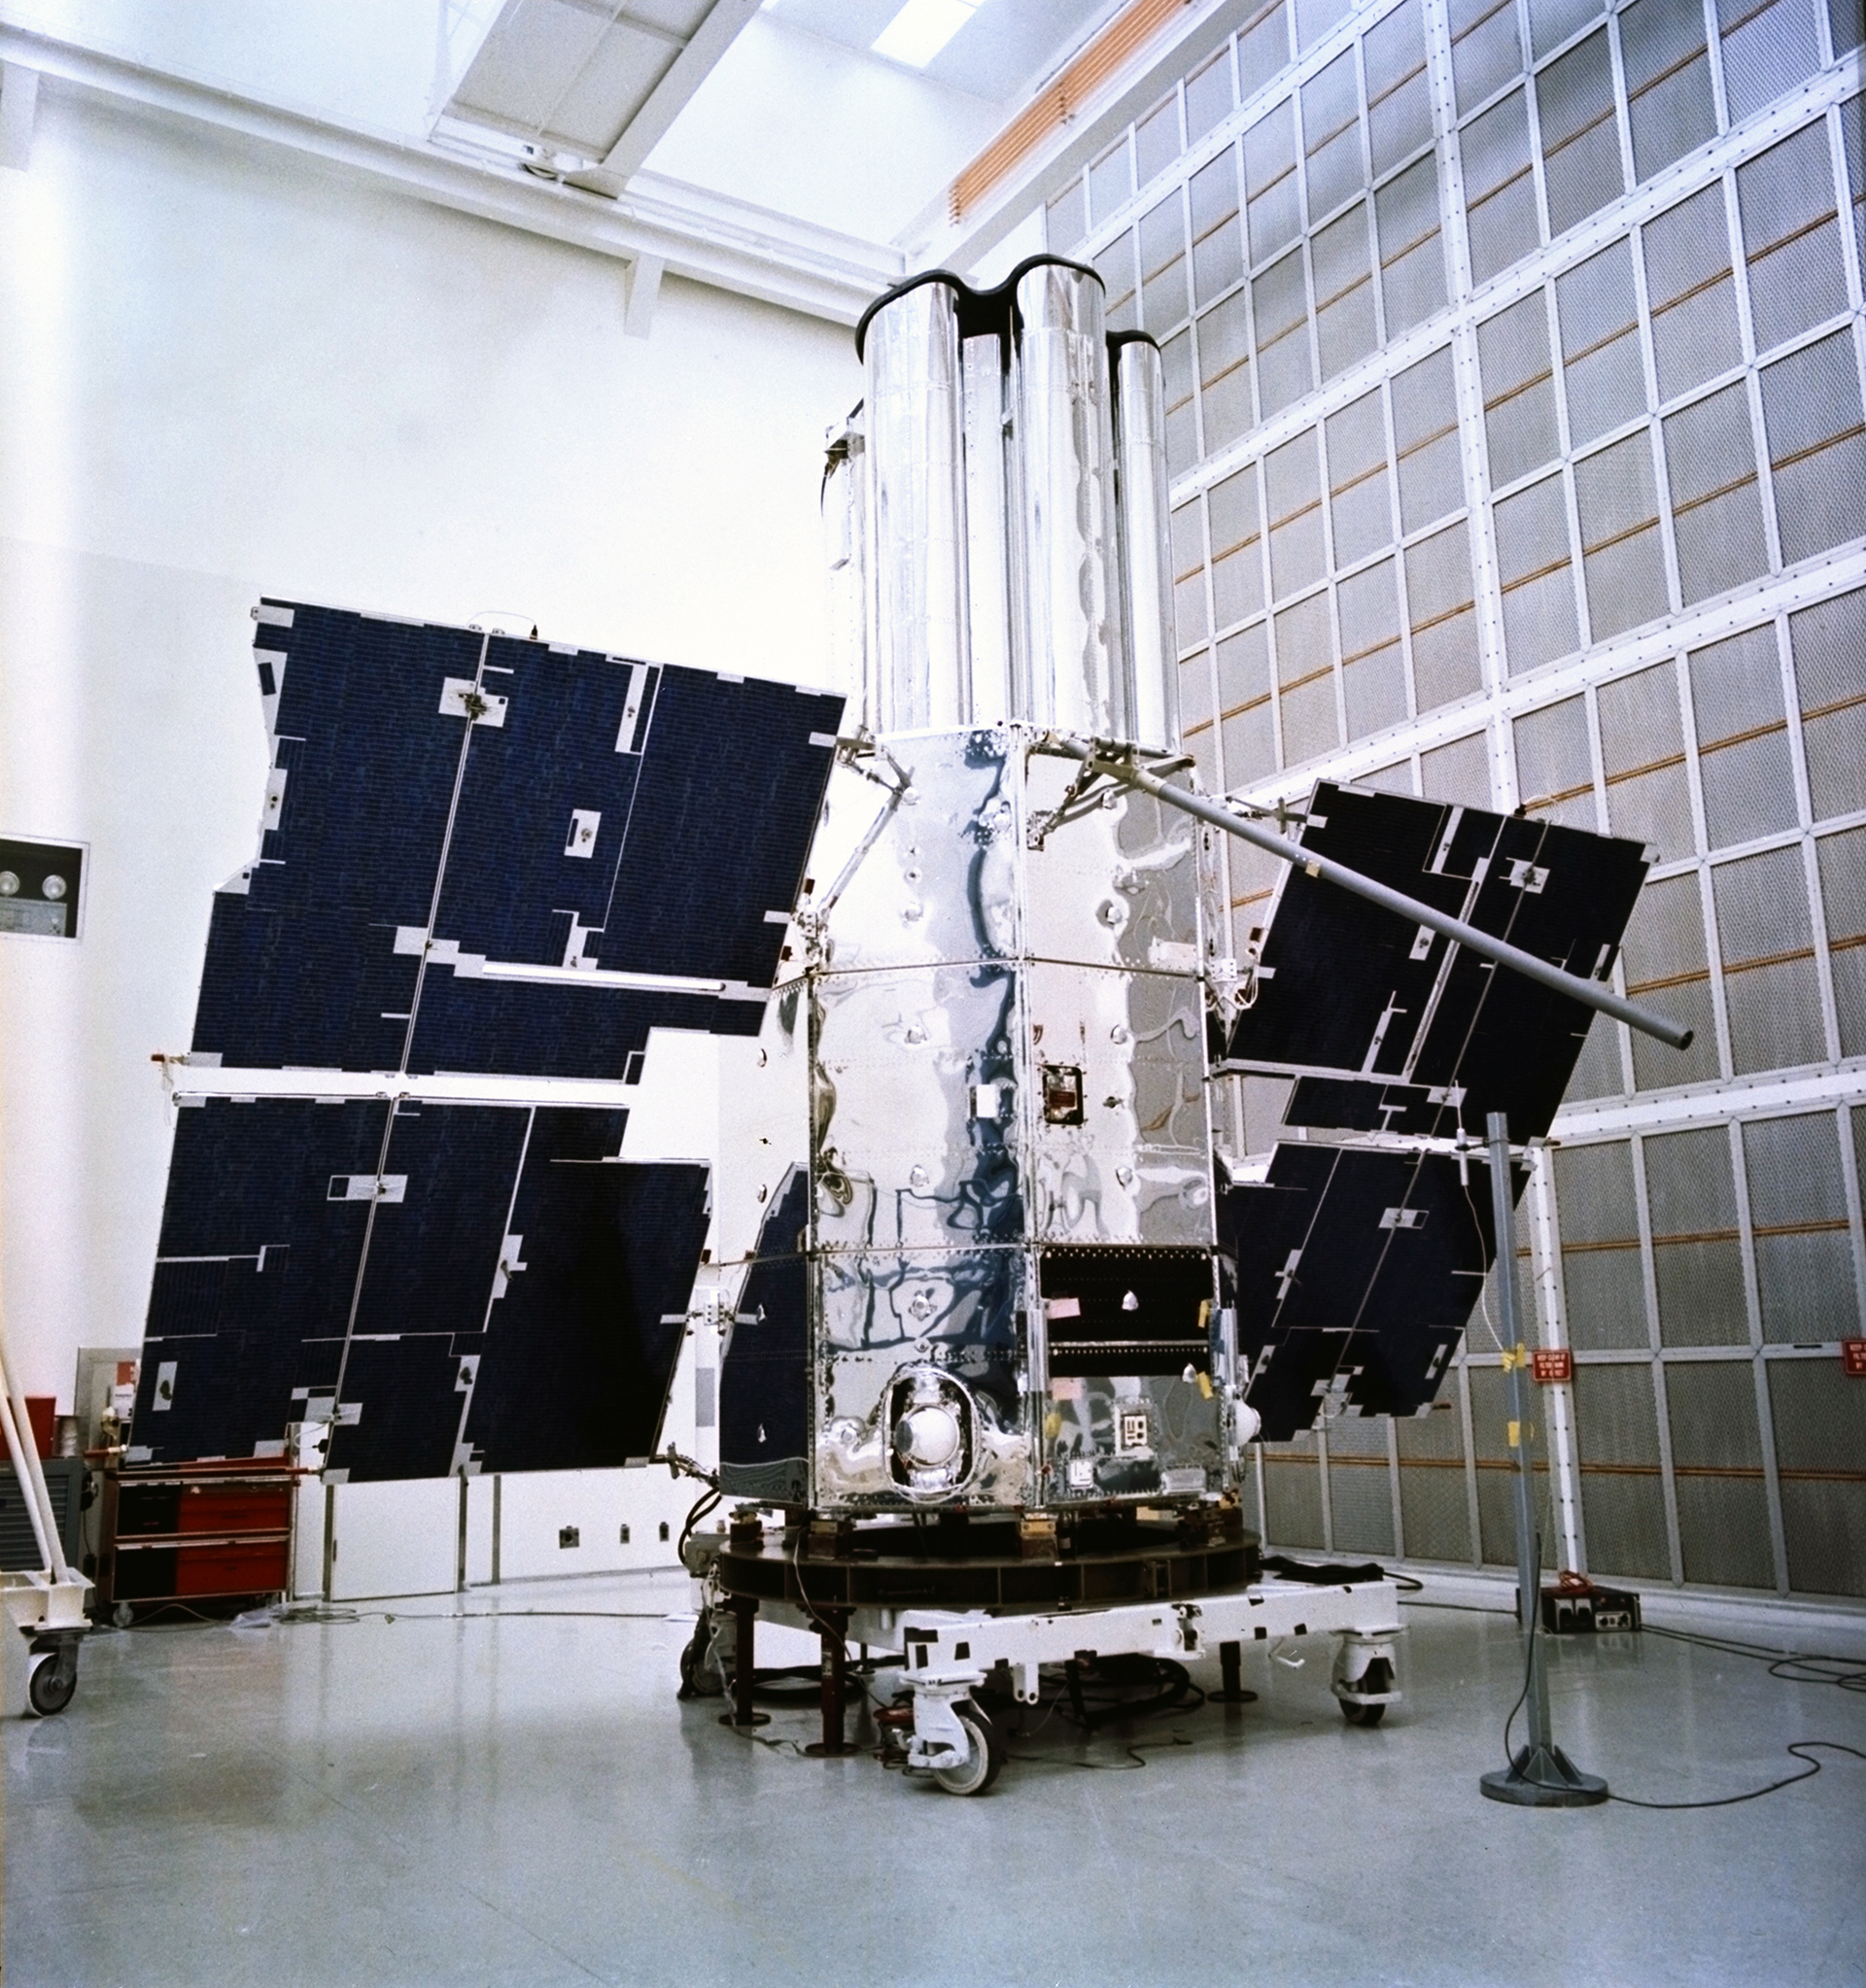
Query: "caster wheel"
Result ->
[[1339, 1656, 1393, 1727], [27, 1657, 76, 1718], [932, 1702, 1004, 1797]]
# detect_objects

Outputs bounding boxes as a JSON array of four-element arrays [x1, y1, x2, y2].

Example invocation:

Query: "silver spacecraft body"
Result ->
[[717, 258, 1251, 1519]]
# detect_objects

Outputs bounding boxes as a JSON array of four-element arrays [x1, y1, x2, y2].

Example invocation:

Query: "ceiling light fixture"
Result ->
[[871, 0, 980, 68]]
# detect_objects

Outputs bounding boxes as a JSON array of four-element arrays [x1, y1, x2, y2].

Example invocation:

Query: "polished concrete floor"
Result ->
[[6, 1569, 1863, 1986]]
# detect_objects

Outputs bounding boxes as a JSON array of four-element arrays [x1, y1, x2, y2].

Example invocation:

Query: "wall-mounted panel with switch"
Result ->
[[0, 837, 86, 940]]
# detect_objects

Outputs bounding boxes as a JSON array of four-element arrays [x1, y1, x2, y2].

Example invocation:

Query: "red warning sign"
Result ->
[[1532, 1348, 1573, 1384], [1843, 1340, 1866, 1378]]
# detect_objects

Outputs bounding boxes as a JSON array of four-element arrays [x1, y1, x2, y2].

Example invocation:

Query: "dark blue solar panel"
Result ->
[[1221, 783, 1650, 1142], [718, 1168, 811, 1504], [463, 1117, 710, 1475], [254, 603, 478, 922], [593, 671, 842, 986], [133, 1098, 389, 1462], [1220, 1144, 1522, 1440], [346, 1104, 530, 1337], [431, 640, 652, 965], [192, 900, 417, 1071], [404, 969, 762, 1080], [326, 1338, 468, 1483], [148, 597, 844, 1478]]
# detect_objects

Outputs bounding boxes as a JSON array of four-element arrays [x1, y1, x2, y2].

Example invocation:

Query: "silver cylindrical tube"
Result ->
[[961, 334, 1013, 726], [1112, 337, 1179, 752], [822, 419, 868, 729], [1014, 263, 1125, 740], [863, 282, 969, 733]]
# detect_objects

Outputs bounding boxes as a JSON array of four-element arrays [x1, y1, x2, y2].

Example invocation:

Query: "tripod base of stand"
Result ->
[[1481, 1744, 1608, 1807]]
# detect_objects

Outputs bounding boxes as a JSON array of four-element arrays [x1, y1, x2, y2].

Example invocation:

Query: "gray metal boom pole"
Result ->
[[1050, 737, 1692, 1052], [1479, 1111, 1607, 1805]]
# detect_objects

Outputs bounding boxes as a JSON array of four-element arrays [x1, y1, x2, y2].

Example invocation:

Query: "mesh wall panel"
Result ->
[[1469, 1363, 1558, 1566], [1575, 430, 1669, 639], [1267, 431, 1328, 599], [1572, 1360, 1672, 1578], [1737, 122, 1848, 358], [1392, 346, 1464, 530], [1480, 291, 1560, 487], [1564, 1007, 1626, 1102], [1340, 560, 1408, 737], [1539, 29, 1625, 237], [1721, 0, 1827, 135], [1327, 390, 1395, 567], [1599, 662, 1693, 862], [1555, 1140, 1650, 1351], [1642, 185, 1743, 404], [1689, 627, 1798, 851], [1091, 135, 1134, 231], [1192, 150, 1243, 313], [1135, 89, 1182, 189], [1514, 695, 1596, 825], [1220, 626, 1276, 786], [1419, 730, 1493, 806], [1312, 198, 1384, 383], [1451, 0, 1526, 113], [1713, 846, 1826, 1075], [1186, 41, 1235, 143], [1767, 1360, 1866, 1596], [1620, 0, 1715, 184], [1140, 192, 1187, 335], [1245, 98, 1301, 268], [1496, 473, 1581, 673], [1262, 1431, 1327, 1546], [1239, 6, 1294, 101], [1816, 827, 1866, 1056], [1620, 871, 1722, 1088], [1366, 0, 1433, 179], [1788, 589, 1866, 824], [1376, 154, 1449, 332], [1557, 239, 1644, 448], [1397, 1395, 1472, 1562], [1464, 89, 1540, 286], [1743, 1113, 1860, 1344], [1666, 1360, 1776, 1589], [1303, 48, 1365, 226], [1645, 1124, 1750, 1347], [1323, 1416, 1396, 1555], [1210, 463, 1265, 630], [1172, 498, 1208, 653], [1406, 523, 1482, 709], [1666, 384, 1772, 608], [1760, 332, 1866, 567], [1199, 292, 1255, 457], [1530, 0, 1607, 63]]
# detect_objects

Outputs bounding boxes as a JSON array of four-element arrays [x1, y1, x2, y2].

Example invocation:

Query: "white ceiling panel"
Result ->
[[442, 0, 755, 170]]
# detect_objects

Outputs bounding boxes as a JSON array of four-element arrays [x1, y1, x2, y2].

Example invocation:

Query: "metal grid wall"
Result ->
[[1049, 0, 1866, 1600]]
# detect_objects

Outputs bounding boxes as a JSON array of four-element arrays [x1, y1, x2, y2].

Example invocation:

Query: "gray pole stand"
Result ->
[[1478, 1112, 1608, 1808]]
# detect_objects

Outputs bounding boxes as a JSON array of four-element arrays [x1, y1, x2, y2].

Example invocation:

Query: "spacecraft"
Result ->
[[128, 257, 1687, 1791]]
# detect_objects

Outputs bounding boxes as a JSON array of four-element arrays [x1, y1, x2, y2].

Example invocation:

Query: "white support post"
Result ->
[[1528, 1146, 1583, 1574], [624, 254, 664, 340]]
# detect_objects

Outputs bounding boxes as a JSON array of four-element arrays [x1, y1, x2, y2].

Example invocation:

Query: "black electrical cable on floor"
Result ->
[[1496, 1591, 1866, 1807], [1608, 1742, 1866, 1810]]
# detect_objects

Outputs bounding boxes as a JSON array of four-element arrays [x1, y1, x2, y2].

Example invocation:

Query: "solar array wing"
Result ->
[[1220, 1144, 1524, 1440], [1221, 783, 1647, 1141], [135, 601, 842, 1480]]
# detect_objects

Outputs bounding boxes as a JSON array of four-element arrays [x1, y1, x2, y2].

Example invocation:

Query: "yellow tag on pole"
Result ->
[[1501, 1345, 1529, 1371], [1507, 1420, 1522, 1449]]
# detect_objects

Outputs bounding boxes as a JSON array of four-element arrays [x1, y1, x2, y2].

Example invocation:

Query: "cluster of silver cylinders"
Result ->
[[827, 258, 1180, 752]]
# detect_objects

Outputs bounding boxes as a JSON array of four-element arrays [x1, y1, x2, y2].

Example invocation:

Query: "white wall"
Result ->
[[0, 86, 862, 1407]]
